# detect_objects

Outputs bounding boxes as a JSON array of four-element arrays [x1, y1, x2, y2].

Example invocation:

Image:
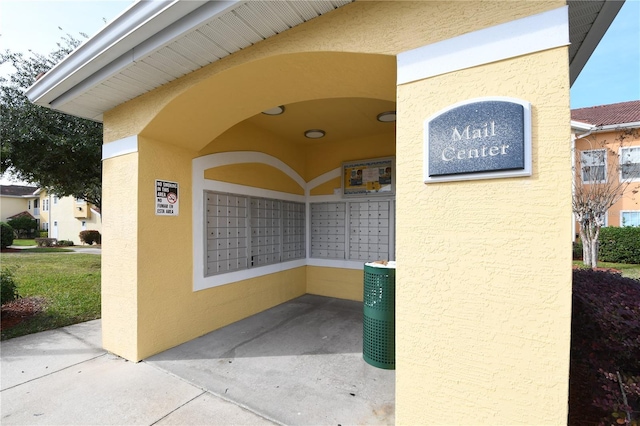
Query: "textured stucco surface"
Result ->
[[102, 153, 139, 361], [306, 266, 364, 301], [395, 46, 571, 424], [204, 164, 305, 195]]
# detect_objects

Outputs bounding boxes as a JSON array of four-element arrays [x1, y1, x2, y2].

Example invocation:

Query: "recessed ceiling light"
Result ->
[[304, 129, 325, 139], [262, 105, 285, 115], [377, 111, 396, 122]]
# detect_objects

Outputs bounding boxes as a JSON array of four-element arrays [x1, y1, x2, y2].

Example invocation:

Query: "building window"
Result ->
[[43, 199, 49, 211], [28, 200, 31, 209], [621, 147, 640, 181], [580, 149, 606, 183], [34, 199, 39, 208], [621, 211, 640, 227], [53, 196, 58, 204], [43, 222, 49, 231]]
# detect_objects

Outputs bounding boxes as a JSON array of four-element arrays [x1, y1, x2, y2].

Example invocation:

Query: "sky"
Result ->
[[1, 0, 639, 185]]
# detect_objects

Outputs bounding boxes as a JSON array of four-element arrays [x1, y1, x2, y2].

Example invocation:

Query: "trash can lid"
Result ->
[[365, 260, 396, 269]]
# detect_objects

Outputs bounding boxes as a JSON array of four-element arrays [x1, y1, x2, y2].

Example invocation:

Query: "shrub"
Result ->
[[569, 269, 640, 425], [39, 231, 48, 238], [599, 226, 640, 264], [79, 230, 101, 245], [1, 267, 20, 305], [1, 222, 14, 249], [573, 240, 583, 260], [7, 216, 38, 238], [57, 240, 74, 246], [35, 238, 57, 247]]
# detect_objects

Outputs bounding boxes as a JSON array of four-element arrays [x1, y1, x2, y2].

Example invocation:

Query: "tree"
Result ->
[[7, 216, 37, 239], [0, 32, 102, 210], [573, 128, 640, 268]]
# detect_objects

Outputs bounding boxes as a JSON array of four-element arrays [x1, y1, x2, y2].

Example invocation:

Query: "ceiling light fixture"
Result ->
[[377, 111, 396, 122], [261, 105, 285, 115], [304, 129, 325, 139]]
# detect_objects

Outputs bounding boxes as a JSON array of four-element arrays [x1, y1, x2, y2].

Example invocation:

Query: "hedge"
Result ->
[[569, 269, 640, 425], [599, 226, 640, 264], [79, 230, 101, 245], [1, 222, 14, 249]]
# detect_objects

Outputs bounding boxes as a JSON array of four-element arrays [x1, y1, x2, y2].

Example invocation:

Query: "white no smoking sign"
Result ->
[[155, 180, 179, 216]]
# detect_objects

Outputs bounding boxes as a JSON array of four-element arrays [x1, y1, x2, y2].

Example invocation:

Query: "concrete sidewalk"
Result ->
[[1, 295, 395, 425], [1, 320, 272, 425], [7, 245, 101, 254]]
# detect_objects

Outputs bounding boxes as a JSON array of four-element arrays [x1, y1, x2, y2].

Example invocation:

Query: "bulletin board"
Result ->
[[342, 156, 395, 197]]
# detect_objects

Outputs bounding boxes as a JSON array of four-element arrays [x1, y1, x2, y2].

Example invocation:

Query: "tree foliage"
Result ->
[[0, 222, 15, 249], [0, 33, 102, 210], [573, 128, 640, 268], [7, 216, 38, 238]]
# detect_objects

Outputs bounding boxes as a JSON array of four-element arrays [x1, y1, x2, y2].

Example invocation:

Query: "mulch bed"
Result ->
[[572, 265, 622, 274], [1, 297, 47, 331]]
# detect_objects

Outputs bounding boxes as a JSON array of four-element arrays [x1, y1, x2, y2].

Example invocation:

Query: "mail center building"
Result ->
[[28, 0, 623, 423]]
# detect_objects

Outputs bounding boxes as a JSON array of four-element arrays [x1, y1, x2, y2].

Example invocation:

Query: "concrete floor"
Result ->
[[146, 294, 396, 425]]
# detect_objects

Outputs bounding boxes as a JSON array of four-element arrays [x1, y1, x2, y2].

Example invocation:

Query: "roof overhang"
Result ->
[[26, 0, 624, 122], [571, 120, 594, 132]]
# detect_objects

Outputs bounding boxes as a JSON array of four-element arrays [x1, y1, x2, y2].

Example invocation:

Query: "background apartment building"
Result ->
[[0, 184, 101, 243], [572, 100, 640, 227]]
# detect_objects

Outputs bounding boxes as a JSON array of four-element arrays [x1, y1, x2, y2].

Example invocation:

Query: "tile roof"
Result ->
[[6, 211, 35, 220], [0, 185, 39, 197], [571, 100, 640, 126]]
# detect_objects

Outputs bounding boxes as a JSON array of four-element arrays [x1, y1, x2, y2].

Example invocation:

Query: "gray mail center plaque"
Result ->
[[424, 99, 531, 182]]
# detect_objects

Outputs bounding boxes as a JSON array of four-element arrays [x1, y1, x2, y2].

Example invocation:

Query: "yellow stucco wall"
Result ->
[[103, 1, 558, 146], [200, 120, 308, 179], [204, 164, 304, 195], [395, 47, 571, 424], [102, 153, 139, 361], [306, 266, 364, 301], [0, 196, 29, 222]]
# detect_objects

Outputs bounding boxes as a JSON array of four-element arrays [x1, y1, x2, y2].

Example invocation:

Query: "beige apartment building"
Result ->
[[0, 185, 101, 243]]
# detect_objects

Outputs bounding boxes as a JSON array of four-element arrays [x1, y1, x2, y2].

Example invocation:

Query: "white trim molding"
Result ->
[[192, 152, 397, 291], [192, 151, 307, 291], [397, 6, 569, 85], [102, 136, 139, 160]]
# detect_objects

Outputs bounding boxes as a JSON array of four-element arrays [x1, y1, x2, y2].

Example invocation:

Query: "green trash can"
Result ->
[[363, 262, 396, 369]]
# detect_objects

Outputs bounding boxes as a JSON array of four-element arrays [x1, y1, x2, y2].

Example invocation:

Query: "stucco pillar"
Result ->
[[394, 7, 572, 424], [102, 142, 140, 361]]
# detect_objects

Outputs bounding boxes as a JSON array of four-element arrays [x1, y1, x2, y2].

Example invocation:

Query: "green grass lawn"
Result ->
[[10, 239, 36, 246], [1, 253, 101, 340], [573, 260, 640, 279]]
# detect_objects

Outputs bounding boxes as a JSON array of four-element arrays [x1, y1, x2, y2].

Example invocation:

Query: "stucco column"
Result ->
[[394, 7, 572, 424], [102, 139, 140, 361]]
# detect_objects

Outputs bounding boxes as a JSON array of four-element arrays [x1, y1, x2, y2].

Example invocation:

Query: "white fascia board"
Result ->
[[49, 1, 242, 111], [571, 120, 594, 132], [594, 121, 640, 132], [26, 1, 237, 109], [397, 6, 569, 85], [26, 1, 180, 105]]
